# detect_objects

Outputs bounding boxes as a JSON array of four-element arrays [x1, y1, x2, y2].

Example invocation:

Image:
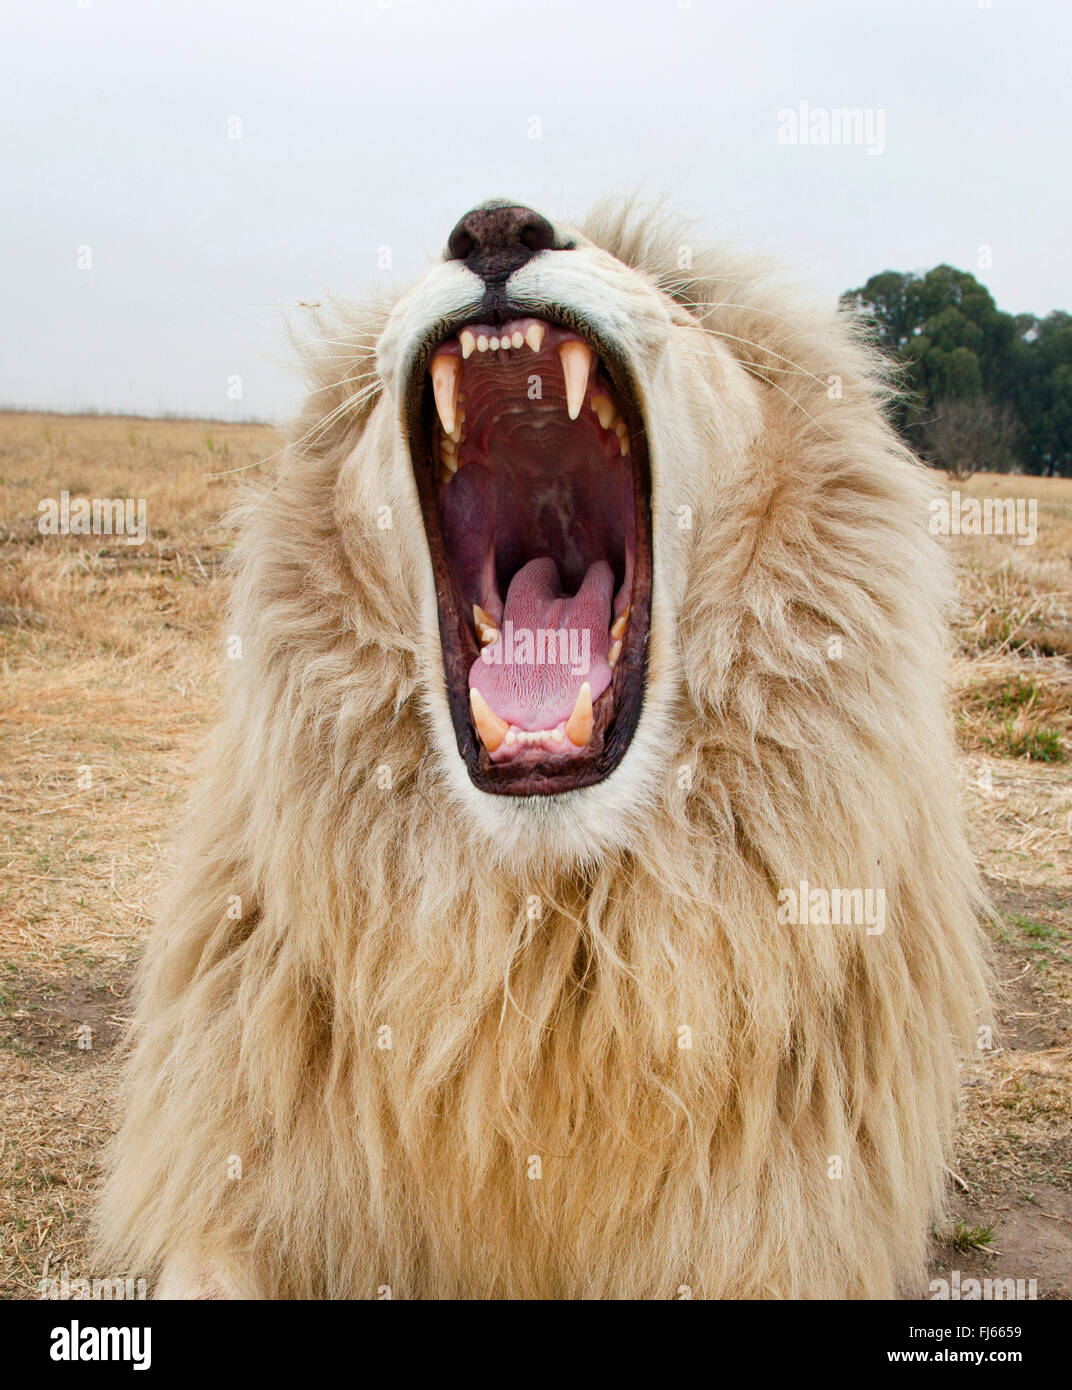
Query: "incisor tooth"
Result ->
[[525, 321, 545, 353], [564, 681, 593, 747], [460, 329, 476, 359], [477, 334, 489, 352], [610, 606, 629, 641], [470, 688, 508, 753], [511, 330, 524, 349], [558, 341, 593, 421], [430, 354, 461, 435], [490, 336, 500, 350]]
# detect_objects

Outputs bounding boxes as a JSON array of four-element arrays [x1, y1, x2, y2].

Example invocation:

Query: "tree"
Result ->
[[921, 399, 1021, 479], [841, 268, 1070, 476], [1025, 313, 1072, 475]]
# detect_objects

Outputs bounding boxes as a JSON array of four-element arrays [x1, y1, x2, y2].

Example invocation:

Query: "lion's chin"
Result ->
[[407, 311, 653, 797]]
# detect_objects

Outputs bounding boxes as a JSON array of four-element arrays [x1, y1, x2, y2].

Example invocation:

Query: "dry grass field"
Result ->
[[1, 411, 1070, 1299]]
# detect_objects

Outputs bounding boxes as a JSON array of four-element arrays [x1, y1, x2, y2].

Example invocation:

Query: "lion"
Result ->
[[94, 198, 990, 1299]]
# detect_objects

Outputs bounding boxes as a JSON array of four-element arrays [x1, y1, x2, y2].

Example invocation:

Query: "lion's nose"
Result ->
[[446, 202, 556, 282]]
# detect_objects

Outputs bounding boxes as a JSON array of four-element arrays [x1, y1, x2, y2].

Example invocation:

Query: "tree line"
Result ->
[[840, 266, 1072, 477]]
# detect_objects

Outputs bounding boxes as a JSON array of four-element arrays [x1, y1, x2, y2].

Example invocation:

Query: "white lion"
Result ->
[[96, 199, 990, 1299]]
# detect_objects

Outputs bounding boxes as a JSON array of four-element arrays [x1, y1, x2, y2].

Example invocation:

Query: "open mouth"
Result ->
[[407, 313, 652, 795]]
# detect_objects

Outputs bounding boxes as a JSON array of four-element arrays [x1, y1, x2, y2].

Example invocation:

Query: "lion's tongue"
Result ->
[[468, 557, 614, 730]]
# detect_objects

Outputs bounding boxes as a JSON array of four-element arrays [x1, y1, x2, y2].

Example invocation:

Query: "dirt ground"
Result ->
[[1, 413, 1069, 1299]]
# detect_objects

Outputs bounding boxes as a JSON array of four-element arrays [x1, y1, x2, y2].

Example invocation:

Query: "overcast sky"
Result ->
[[1, 0, 1068, 421]]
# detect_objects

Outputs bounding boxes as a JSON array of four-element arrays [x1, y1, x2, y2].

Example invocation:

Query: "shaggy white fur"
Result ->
[[94, 200, 990, 1299]]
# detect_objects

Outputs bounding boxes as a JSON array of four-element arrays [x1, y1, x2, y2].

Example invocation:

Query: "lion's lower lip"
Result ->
[[407, 309, 652, 795]]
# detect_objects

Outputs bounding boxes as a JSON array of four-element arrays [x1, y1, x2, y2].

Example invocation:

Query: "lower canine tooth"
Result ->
[[470, 688, 508, 753], [525, 321, 545, 353], [472, 604, 499, 646], [430, 353, 461, 435], [564, 681, 593, 747], [559, 341, 593, 421]]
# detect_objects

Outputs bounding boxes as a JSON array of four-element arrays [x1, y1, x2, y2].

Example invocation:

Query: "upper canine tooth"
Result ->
[[564, 681, 593, 747], [558, 341, 593, 421], [470, 688, 508, 753], [460, 329, 476, 359], [430, 353, 461, 435], [590, 394, 616, 431], [525, 321, 545, 353], [610, 606, 629, 641]]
